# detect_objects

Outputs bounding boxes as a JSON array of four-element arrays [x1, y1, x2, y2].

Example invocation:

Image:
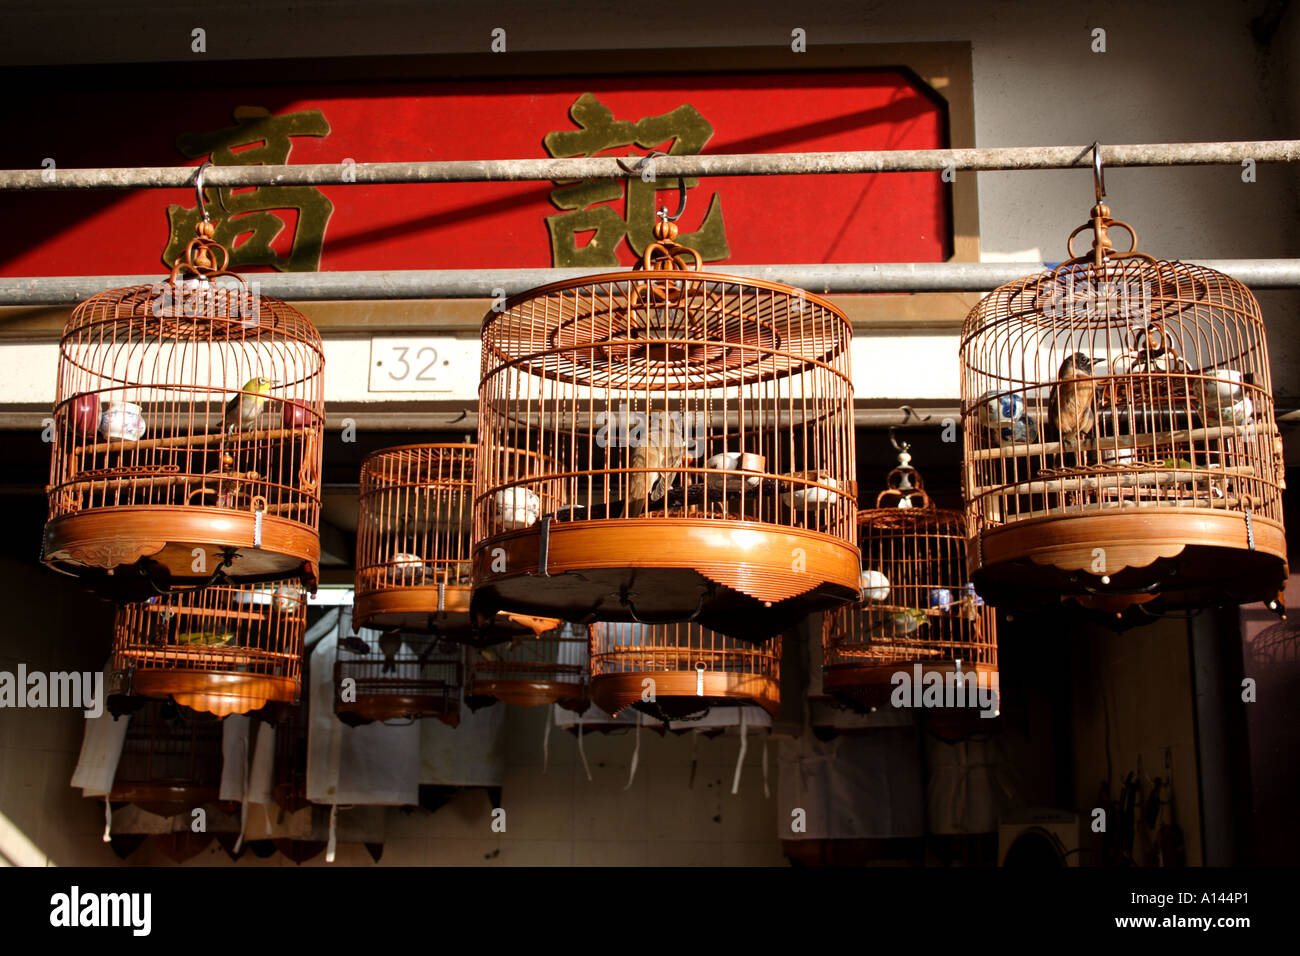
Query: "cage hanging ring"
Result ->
[[1065, 217, 1138, 261]]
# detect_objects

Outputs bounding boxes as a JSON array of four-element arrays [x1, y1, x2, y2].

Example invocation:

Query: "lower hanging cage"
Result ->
[[465, 622, 587, 711], [107, 581, 306, 718], [588, 620, 781, 722], [333, 625, 464, 727], [106, 698, 227, 818]]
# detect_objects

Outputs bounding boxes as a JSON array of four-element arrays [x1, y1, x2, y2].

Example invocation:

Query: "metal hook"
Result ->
[[1092, 141, 1106, 202], [194, 160, 230, 223], [888, 426, 910, 454], [614, 149, 687, 223]]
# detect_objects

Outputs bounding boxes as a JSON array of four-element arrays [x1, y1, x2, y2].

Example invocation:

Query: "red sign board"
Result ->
[[0, 71, 949, 276]]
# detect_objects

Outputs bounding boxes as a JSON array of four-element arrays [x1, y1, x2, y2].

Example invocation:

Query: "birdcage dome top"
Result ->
[[483, 270, 851, 391]]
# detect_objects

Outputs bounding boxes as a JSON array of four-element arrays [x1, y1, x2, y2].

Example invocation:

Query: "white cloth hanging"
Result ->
[[420, 699, 506, 787], [235, 721, 277, 851], [778, 728, 924, 840], [925, 735, 1018, 835], [219, 714, 250, 802], [70, 706, 130, 797], [307, 626, 421, 806]]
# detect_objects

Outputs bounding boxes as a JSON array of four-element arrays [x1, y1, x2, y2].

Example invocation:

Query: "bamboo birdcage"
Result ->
[[108, 698, 225, 817], [354, 444, 556, 644], [109, 580, 306, 717], [465, 621, 587, 711], [823, 442, 997, 710], [334, 617, 464, 727], [42, 213, 325, 601], [589, 619, 781, 720], [473, 214, 858, 644], [961, 180, 1287, 612]]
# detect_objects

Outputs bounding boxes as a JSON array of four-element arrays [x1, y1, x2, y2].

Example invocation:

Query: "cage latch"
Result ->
[[695, 661, 706, 697], [538, 513, 553, 577], [437, 581, 446, 613], [250, 495, 267, 549], [1245, 507, 1256, 551]]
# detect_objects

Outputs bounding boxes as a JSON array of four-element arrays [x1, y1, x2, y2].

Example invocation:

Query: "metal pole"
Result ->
[[2, 141, 1299, 190], [2, 259, 1298, 305]]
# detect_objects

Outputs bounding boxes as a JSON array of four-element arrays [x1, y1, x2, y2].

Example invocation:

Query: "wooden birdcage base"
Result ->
[[42, 506, 319, 599], [972, 509, 1287, 607], [590, 670, 779, 718], [824, 661, 999, 714], [473, 519, 858, 644], [335, 694, 461, 727], [109, 783, 220, 819], [465, 677, 585, 711], [123, 669, 298, 718], [352, 585, 557, 642]]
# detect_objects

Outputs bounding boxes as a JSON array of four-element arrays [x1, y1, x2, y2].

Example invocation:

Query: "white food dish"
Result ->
[[99, 401, 147, 441], [493, 486, 542, 529], [704, 451, 765, 493], [860, 569, 890, 603]]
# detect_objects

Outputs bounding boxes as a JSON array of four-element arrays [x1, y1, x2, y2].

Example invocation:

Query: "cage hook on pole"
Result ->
[[193, 161, 229, 223], [1093, 141, 1106, 203], [615, 149, 687, 222]]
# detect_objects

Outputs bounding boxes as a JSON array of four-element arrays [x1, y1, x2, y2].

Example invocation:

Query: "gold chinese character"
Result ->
[[543, 93, 729, 267], [164, 106, 334, 272]]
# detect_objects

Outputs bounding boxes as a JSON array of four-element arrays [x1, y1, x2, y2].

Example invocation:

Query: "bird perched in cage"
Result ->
[[175, 630, 235, 647], [378, 630, 403, 674], [222, 377, 276, 434], [625, 411, 688, 517], [1048, 353, 1097, 446], [341, 635, 370, 656]]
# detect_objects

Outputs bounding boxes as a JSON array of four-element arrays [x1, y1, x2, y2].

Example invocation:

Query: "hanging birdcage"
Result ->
[[588, 619, 781, 720], [473, 207, 858, 644], [355, 444, 557, 644], [334, 619, 464, 727], [960, 151, 1287, 612], [823, 438, 998, 711], [42, 178, 325, 601], [108, 698, 225, 817], [109, 580, 306, 718], [465, 621, 587, 710]]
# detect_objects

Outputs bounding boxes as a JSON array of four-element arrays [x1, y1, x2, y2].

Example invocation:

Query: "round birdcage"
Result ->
[[465, 621, 587, 711], [473, 216, 858, 643], [109, 698, 225, 817], [823, 441, 998, 711], [961, 177, 1287, 612], [588, 619, 781, 720], [334, 624, 464, 727], [42, 213, 325, 601], [355, 444, 557, 644], [109, 580, 306, 718]]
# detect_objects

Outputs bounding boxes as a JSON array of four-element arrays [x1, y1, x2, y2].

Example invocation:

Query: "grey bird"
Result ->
[[625, 411, 688, 517], [378, 630, 403, 674], [1048, 353, 1097, 446]]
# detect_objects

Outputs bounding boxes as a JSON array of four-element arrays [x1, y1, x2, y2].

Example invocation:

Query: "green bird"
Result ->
[[222, 377, 276, 434], [175, 630, 234, 647]]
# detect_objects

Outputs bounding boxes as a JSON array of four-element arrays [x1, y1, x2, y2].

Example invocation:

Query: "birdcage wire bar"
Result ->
[[108, 699, 225, 817], [960, 201, 1287, 609], [824, 495, 997, 711], [334, 626, 464, 726], [42, 255, 326, 600], [474, 238, 858, 644], [109, 580, 305, 717], [465, 622, 587, 710], [589, 619, 781, 720], [355, 443, 557, 643]]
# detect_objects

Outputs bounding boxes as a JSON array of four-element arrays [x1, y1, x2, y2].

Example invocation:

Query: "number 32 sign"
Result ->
[[368, 337, 477, 393]]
